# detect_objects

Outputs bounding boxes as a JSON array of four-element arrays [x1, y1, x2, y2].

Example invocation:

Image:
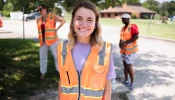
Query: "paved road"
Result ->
[[1, 20, 175, 100]]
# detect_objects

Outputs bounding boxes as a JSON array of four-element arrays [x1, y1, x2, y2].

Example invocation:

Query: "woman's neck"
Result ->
[[42, 13, 47, 18], [77, 36, 90, 44]]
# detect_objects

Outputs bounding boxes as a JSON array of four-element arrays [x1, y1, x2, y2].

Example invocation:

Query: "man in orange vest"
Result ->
[[119, 13, 139, 90]]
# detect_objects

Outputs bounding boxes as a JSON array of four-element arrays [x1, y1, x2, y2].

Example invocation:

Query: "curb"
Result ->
[[111, 79, 130, 100], [0, 31, 12, 34], [140, 34, 175, 43]]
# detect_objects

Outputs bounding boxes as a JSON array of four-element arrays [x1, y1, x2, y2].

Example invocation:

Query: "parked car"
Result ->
[[0, 17, 3, 27], [25, 12, 40, 21]]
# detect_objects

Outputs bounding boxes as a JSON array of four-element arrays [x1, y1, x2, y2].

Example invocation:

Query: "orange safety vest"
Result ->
[[120, 24, 138, 54], [57, 41, 112, 100], [36, 13, 58, 46]]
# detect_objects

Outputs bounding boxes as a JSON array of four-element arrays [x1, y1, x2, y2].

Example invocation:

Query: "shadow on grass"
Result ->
[[0, 39, 59, 100]]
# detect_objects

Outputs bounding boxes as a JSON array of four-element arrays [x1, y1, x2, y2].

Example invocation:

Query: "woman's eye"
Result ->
[[77, 18, 82, 20], [87, 20, 93, 22]]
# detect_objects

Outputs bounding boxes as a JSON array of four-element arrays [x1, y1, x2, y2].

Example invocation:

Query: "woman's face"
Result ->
[[38, 6, 47, 15], [73, 7, 96, 39]]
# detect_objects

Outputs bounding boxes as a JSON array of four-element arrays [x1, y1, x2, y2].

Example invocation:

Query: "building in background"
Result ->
[[99, 3, 156, 19]]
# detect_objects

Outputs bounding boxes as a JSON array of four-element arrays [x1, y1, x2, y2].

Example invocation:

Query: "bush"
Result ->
[[2, 11, 10, 17], [3, 3, 13, 12], [131, 15, 137, 19]]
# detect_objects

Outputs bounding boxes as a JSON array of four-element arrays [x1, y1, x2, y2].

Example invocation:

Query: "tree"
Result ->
[[3, 2, 13, 11], [61, 0, 129, 12], [142, 0, 160, 13], [167, 1, 175, 16], [160, 2, 169, 16], [0, 0, 5, 11], [0, 0, 59, 13], [123, 0, 141, 5]]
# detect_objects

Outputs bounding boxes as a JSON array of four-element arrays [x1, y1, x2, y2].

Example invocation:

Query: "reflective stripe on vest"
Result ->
[[123, 44, 138, 51], [98, 42, 106, 65], [61, 86, 104, 97], [61, 40, 68, 67], [80, 87, 104, 97], [61, 86, 79, 94]]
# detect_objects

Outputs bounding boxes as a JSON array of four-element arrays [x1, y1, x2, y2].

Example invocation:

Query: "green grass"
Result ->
[[99, 18, 175, 39], [0, 39, 59, 100]]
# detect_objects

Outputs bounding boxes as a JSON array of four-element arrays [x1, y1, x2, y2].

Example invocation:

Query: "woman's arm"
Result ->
[[54, 15, 65, 31], [103, 80, 112, 100]]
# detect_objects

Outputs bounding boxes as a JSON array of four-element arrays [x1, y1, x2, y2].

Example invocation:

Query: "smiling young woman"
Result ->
[[57, 1, 116, 100]]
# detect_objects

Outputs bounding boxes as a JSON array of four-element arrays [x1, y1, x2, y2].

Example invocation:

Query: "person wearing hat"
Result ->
[[119, 13, 139, 90], [36, 4, 65, 79]]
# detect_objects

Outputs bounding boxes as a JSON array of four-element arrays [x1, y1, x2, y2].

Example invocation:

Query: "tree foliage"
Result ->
[[142, 0, 160, 13], [3, 2, 13, 11], [167, 1, 175, 16], [160, 2, 169, 16], [0, 0, 142, 13]]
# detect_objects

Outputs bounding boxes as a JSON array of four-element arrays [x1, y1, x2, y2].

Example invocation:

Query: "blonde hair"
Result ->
[[68, 0, 103, 50]]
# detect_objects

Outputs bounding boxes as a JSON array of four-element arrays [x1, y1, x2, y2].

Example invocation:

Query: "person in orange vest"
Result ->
[[119, 13, 139, 90], [57, 1, 116, 100], [36, 4, 65, 79]]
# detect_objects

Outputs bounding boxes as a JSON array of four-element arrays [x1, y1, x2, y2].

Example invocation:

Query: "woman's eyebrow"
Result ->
[[87, 17, 93, 19], [76, 16, 83, 18]]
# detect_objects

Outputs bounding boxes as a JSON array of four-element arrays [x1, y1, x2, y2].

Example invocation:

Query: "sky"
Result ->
[[140, 0, 174, 3]]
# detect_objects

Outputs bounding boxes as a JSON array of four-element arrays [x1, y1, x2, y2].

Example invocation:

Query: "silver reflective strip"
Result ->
[[81, 87, 104, 97], [98, 42, 106, 65], [61, 86, 79, 94], [38, 31, 42, 33], [45, 36, 57, 40], [61, 86, 104, 97], [61, 41, 68, 66], [124, 45, 138, 51], [45, 30, 56, 32]]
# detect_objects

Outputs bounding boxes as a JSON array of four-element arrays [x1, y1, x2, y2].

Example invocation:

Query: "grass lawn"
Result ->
[[0, 39, 59, 100], [99, 18, 175, 39]]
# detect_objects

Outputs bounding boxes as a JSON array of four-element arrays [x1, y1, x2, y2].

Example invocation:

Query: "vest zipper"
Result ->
[[66, 71, 70, 84], [77, 71, 81, 100]]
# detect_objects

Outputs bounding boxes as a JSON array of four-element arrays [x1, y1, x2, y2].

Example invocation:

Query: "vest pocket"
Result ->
[[93, 65, 105, 74], [92, 65, 106, 88], [63, 65, 70, 84]]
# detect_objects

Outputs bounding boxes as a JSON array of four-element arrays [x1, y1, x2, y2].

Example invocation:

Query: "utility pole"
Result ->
[[23, 6, 25, 40], [146, 14, 153, 34], [22, 0, 25, 40]]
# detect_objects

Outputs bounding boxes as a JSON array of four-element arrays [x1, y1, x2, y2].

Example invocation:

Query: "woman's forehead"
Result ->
[[74, 7, 95, 18]]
